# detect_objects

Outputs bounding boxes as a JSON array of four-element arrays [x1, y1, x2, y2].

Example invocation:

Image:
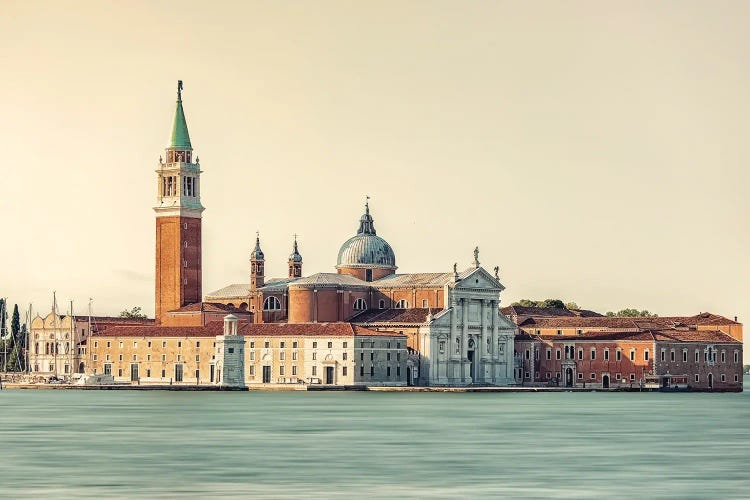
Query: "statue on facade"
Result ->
[[453, 262, 458, 280], [473, 246, 480, 268], [494, 266, 500, 281]]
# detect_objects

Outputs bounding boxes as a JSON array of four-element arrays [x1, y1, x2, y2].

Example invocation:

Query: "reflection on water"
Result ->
[[1, 379, 749, 498]]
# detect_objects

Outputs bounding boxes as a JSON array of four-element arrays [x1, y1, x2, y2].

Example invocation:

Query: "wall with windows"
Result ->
[[654, 340, 743, 390], [514, 337, 655, 388]]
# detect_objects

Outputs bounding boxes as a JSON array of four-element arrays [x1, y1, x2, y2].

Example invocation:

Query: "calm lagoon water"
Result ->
[[1, 378, 749, 499]]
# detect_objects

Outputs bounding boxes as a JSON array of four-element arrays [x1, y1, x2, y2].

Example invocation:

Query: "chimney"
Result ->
[[734, 316, 738, 322]]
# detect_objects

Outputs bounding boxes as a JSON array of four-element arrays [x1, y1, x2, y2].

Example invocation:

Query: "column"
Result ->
[[479, 299, 487, 383], [462, 298, 469, 383]]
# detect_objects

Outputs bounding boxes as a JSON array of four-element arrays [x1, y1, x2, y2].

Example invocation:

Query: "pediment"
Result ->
[[455, 267, 505, 292]]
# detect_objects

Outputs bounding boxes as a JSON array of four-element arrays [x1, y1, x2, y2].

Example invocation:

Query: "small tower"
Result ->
[[288, 235, 303, 278], [154, 81, 204, 324], [250, 232, 265, 289], [214, 314, 246, 388]]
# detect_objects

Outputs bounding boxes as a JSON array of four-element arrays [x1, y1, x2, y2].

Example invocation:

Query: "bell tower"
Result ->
[[154, 81, 204, 324], [288, 235, 303, 278], [250, 232, 265, 289]]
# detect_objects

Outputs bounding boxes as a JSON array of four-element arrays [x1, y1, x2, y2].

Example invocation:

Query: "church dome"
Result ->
[[336, 201, 396, 270]]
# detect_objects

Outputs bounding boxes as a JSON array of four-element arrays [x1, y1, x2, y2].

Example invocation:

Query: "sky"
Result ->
[[1, 1, 748, 354]]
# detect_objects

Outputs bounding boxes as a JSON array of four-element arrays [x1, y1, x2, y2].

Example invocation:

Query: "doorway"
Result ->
[[175, 364, 183, 383], [262, 365, 271, 383], [602, 374, 610, 389], [467, 338, 476, 383], [210, 365, 215, 383], [565, 367, 574, 387], [325, 366, 335, 384], [130, 363, 139, 382], [708, 373, 713, 389]]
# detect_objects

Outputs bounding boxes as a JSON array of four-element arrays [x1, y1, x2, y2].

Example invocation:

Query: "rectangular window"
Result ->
[[312, 352, 317, 361], [147, 341, 151, 348], [439, 341, 445, 354], [683, 351, 688, 362], [94, 341, 98, 348], [250, 352, 255, 360], [119, 341, 123, 349], [360, 352, 364, 361], [721, 352, 726, 363], [370, 366, 374, 376], [615, 373, 621, 380], [293, 341, 298, 348], [578, 349, 583, 360], [161, 369, 166, 378], [695, 374, 700, 383], [370, 352, 374, 361], [312, 366, 317, 376], [280, 341, 285, 348], [118, 354, 123, 361], [196, 341, 200, 347], [292, 351, 298, 360], [556, 330, 562, 335], [312, 341, 317, 348], [162, 341, 166, 348], [387, 367, 391, 377], [360, 366, 364, 376], [670, 351, 675, 362], [644, 350, 649, 361], [555, 349, 561, 360], [147, 354, 151, 361], [616, 350, 622, 361], [280, 366, 285, 376], [630, 350, 635, 361], [343, 342, 348, 348], [162, 354, 166, 361], [264, 341, 270, 348], [590, 349, 596, 360], [578, 373, 583, 380], [630, 373, 635, 381], [524, 371, 529, 379], [695, 350, 699, 362], [387, 353, 391, 361], [660, 350, 665, 362], [328, 341, 333, 348], [107, 341, 111, 348], [292, 365, 297, 376], [249, 365, 255, 376], [196, 354, 201, 360], [590, 373, 595, 380], [250, 342, 255, 348], [343, 352, 348, 360], [133, 341, 138, 348], [280, 352, 285, 360], [177, 341, 182, 348], [396, 366, 400, 377], [546, 349, 551, 360], [721, 374, 726, 382], [546, 372, 551, 379], [604, 350, 609, 361]]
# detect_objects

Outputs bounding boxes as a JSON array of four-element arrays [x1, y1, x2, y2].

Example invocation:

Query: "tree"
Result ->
[[565, 302, 580, 311], [11, 304, 19, 338], [510, 299, 568, 309], [605, 309, 657, 318], [119, 306, 147, 319]]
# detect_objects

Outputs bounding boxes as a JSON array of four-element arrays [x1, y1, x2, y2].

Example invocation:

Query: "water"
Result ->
[[1, 379, 749, 499]]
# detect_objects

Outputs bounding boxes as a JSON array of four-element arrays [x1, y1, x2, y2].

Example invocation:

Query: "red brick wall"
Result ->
[[655, 341, 743, 390], [155, 216, 201, 324]]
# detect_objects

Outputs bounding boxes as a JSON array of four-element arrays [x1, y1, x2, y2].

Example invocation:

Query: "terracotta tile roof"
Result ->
[[515, 313, 739, 330], [501, 305, 603, 318], [652, 329, 740, 343], [93, 322, 405, 339], [351, 308, 433, 324], [167, 302, 252, 314]]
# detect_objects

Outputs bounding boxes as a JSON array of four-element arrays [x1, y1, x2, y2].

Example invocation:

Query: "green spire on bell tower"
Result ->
[[170, 80, 192, 149]]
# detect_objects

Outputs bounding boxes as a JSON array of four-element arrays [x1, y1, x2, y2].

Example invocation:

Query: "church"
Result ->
[[136, 81, 517, 386]]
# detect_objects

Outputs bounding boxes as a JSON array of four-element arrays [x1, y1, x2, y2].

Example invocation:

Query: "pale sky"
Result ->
[[1, 1, 748, 354]]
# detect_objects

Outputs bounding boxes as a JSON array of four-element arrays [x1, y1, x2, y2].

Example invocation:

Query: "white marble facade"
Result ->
[[417, 267, 516, 386]]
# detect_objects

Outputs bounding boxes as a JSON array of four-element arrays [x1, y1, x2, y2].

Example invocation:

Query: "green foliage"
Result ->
[[605, 309, 658, 318], [11, 304, 20, 337], [565, 302, 580, 311], [510, 299, 568, 309], [119, 306, 147, 319]]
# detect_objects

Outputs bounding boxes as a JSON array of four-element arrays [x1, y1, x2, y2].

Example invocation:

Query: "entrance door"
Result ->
[[708, 373, 713, 389], [565, 368, 573, 387], [262, 365, 271, 383], [175, 364, 183, 383], [467, 338, 476, 383], [602, 374, 610, 389], [210, 364, 215, 383], [130, 363, 139, 382], [325, 366, 334, 384]]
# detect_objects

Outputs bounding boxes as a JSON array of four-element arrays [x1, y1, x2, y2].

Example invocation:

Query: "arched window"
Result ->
[[263, 296, 281, 311], [378, 299, 385, 309], [395, 299, 409, 309], [353, 298, 367, 311]]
